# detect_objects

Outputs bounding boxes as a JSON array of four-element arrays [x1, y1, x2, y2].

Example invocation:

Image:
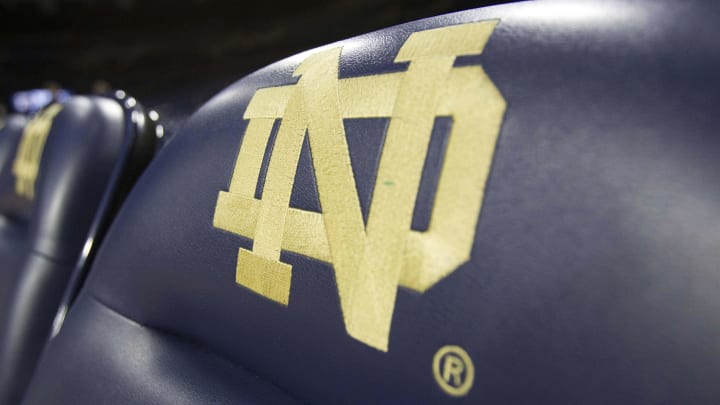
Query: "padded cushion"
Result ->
[[0, 96, 155, 404], [26, 1, 720, 404]]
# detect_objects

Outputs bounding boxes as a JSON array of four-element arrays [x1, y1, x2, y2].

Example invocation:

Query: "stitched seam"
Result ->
[[87, 293, 306, 404], [28, 248, 75, 266]]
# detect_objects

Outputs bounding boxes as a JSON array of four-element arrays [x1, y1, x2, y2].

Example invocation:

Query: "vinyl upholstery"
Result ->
[[23, 1, 720, 403]]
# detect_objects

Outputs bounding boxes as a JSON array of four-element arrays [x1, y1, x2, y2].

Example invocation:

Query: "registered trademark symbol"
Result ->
[[433, 345, 475, 397]]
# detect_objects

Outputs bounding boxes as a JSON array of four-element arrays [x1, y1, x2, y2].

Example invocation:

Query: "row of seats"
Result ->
[[0, 94, 158, 403], [1, 1, 720, 403]]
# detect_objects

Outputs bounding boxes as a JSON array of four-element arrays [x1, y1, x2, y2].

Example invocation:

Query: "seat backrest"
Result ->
[[0, 95, 157, 404], [24, 1, 720, 403], [0, 113, 30, 297]]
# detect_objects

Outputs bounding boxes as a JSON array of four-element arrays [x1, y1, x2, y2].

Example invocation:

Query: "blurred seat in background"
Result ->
[[0, 113, 29, 277], [0, 94, 158, 404]]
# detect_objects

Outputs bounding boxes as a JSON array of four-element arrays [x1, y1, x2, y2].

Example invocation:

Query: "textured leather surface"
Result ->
[[0, 96, 156, 404], [26, 1, 720, 403]]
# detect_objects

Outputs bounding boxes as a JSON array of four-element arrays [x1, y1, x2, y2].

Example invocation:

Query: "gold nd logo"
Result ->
[[214, 21, 506, 352], [13, 104, 63, 200]]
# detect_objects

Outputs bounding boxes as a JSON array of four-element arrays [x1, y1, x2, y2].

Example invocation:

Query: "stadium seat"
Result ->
[[23, 1, 720, 403], [0, 114, 29, 277], [0, 114, 29, 210], [0, 115, 28, 173], [0, 95, 157, 404]]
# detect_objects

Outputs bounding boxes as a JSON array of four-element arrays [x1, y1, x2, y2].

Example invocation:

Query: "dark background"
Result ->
[[0, 0, 505, 131]]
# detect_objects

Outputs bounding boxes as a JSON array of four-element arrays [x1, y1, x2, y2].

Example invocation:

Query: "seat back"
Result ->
[[0, 113, 30, 304], [0, 95, 157, 404], [24, 1, 720, 403]]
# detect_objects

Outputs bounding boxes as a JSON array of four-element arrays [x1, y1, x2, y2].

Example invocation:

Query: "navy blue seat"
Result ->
[[24, 1, 720, 403], [0, 95, 157, 404], [0, 114, 29, 295], [0, 115, 28, 180]]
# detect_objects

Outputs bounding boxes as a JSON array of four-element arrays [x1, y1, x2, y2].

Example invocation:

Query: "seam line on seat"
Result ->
[[86, 292, 306, 404]]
